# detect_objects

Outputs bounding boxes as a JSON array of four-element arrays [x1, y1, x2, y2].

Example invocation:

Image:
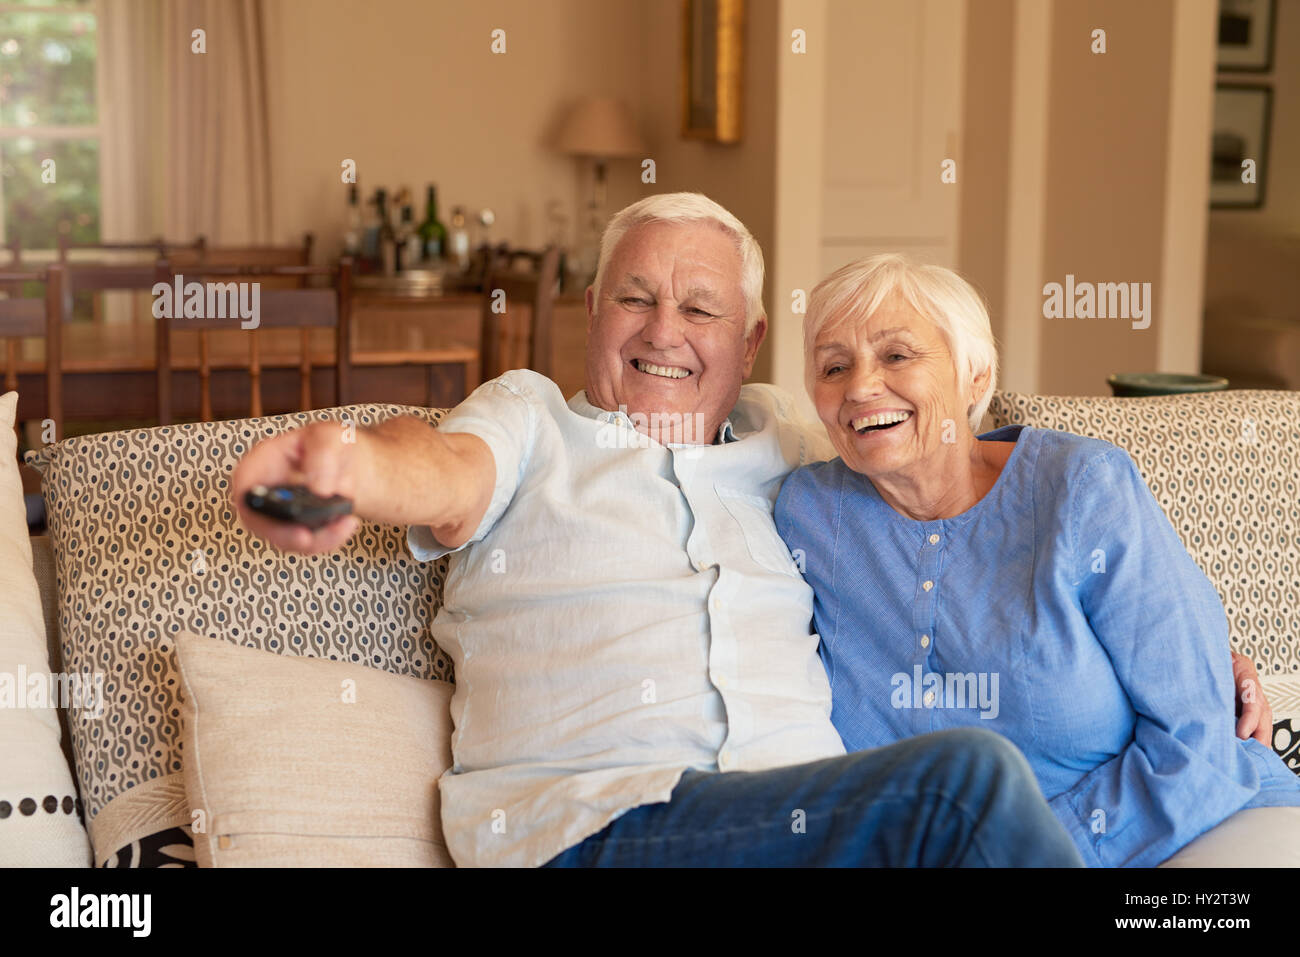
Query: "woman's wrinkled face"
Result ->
[[811, 293, 972, 480]]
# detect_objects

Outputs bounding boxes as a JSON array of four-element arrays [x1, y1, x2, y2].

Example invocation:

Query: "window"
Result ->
[[0, 0, 99, 254]]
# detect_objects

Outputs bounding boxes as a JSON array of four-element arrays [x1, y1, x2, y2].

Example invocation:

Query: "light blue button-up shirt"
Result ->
[[775, 424, 1300, 867], [408, 370, 845, 867]]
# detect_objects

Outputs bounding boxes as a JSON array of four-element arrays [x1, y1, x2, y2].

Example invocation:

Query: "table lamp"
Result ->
[[555, 97, 646, 284]]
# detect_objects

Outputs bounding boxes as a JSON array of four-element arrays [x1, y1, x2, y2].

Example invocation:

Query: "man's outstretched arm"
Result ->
[[229, 415, 495, 555]]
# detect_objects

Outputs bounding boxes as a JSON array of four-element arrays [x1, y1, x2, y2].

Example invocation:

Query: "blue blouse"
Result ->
[[774, 424, 1300, 867]]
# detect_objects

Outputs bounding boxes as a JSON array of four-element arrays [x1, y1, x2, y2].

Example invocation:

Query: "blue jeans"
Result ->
[[542, 728, 1083, 867]]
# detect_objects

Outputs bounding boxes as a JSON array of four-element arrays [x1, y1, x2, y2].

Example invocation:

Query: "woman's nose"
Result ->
[[844, 361, 884, 400]]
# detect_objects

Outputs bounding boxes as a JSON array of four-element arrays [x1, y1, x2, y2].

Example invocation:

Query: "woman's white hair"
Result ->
[[591, 192, 765, 335], [803, 253, 998, 431]]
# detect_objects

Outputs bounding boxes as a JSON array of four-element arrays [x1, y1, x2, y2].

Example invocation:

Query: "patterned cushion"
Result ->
[[987, 390, 1299, 676], [176, 632, 456, 867], [0, 391, 93, 866], [25, 404, 455, 866], [1266, 676, 1300, 777]]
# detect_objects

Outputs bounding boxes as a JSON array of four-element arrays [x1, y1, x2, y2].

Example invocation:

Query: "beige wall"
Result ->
[[262, 0, 1223, 399], [956, 0, 1012, 362], [1037, 0, 1173, 396], [263, 0, 781, 383], [958, 0, 1215, 397], [633, 0, 780, 384], [264, 0, 649, 262]]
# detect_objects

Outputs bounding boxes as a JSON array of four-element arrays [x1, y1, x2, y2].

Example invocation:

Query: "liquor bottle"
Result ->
[[417, 185, 448, 262], [448, 206, 470, 272], [377, 188, 397, 276], [361, 188, 383, 264], [343, 184, 362, 257], [394, 203, 410, 271], [401, 204, 422, 270]]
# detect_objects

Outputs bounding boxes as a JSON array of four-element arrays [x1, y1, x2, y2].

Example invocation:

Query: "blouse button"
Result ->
[[924, 690, 936, 706], [920, 634, 930, 648], [923, 580, 933, 592], [929, 534, 940, 544]]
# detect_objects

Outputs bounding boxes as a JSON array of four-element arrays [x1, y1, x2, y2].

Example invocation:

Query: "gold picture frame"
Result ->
[[681, 0, 745, 144]]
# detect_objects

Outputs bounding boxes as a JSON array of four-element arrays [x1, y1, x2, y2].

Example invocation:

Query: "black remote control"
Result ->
[[243, 484, 353, 530]]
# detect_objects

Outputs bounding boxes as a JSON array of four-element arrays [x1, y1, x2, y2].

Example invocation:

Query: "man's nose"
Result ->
[[640, 303, 688, 350]]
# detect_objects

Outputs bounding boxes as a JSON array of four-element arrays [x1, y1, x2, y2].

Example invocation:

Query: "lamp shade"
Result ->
[[555, 97, 646, 158]]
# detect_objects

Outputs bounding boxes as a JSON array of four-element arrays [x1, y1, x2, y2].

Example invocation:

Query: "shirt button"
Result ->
[[929, 534, 940, 544], [712, 672, 727, 690], [719, 752, 732, 769], [924, 690, 936, 706], [923, 580, 933, 592], [920, 634, 930, 649]]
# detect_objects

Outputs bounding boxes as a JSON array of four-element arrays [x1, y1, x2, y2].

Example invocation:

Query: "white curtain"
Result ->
[[100, 0, 273, 246]]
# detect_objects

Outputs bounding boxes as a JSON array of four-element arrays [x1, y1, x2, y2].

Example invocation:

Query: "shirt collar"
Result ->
[[568, 391, 739, 446]]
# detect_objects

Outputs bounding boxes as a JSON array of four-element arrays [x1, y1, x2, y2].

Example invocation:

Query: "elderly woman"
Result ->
[[773, 253, 1300, 867]]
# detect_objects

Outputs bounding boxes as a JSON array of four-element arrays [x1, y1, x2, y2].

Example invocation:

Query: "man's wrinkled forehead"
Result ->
[[608, 221, 744, 301]]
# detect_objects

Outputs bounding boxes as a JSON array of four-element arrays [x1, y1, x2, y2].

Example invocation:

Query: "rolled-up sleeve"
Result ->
[[1053, 448, 1261, 866], [407, 372, 538, 562]]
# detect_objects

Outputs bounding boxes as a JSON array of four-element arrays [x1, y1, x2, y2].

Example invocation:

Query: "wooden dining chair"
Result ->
[[58, 235, 207, 261], [479, 244, 561, 383], [0, 241, 24, 300], [0, 263, 64, 434], [155, 258, 353, 424], [170, 233, 314, 270], [59, 237, 206, 323]]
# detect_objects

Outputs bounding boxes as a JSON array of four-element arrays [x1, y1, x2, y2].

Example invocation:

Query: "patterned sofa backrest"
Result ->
[[25, 403, 456, 835], [988, 390, 1299, 676]]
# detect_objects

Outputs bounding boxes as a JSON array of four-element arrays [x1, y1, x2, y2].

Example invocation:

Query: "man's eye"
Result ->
[[620, 297, 651, 307], [685, 307, 714, 318]]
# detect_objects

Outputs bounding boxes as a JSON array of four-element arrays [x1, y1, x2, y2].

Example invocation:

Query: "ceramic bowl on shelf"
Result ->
[[1106, 373, 1230, 397]]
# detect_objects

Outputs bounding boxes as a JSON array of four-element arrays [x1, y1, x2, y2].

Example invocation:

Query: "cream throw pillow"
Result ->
[[175, 631, 455, 867], [0, 391, 92, 866]]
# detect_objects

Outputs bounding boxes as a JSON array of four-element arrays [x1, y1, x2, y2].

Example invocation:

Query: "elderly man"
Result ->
[[227, 194, 1196, 867]]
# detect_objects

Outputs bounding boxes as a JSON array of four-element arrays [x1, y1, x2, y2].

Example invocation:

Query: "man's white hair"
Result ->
[[591, 192, 765, 335], [803, 253, 999, 431]]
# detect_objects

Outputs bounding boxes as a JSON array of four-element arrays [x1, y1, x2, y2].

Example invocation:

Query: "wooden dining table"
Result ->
[[10, 288, 589, 428], [10, 291, 483, 425]]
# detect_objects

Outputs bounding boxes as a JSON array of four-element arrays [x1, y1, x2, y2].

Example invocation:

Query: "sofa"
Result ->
[[1, 387, 1297, 868]]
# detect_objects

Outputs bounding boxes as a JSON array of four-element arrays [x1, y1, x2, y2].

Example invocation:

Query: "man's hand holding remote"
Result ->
[[229, 416, 496, 556]]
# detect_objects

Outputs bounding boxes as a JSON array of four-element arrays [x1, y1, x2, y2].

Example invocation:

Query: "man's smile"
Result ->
[[630, 358, 694, 379]]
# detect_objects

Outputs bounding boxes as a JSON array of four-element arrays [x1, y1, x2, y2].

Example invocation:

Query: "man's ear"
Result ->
[[585, 285, 597, 334], [742, 315, 768, 379]]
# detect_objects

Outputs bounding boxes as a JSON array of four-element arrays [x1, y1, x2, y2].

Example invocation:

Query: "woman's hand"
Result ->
[[1232, 651, 1274, 746]]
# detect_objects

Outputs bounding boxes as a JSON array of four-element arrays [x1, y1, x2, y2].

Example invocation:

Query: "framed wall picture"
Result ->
[[680, 0, 745, 144], [1217, 0, 1276, 72], [1210, 84, 1272, 208]]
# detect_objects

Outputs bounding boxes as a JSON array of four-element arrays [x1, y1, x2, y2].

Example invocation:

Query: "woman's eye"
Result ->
[[822, 365, 845, 376], [886, 353, 908, 363]]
